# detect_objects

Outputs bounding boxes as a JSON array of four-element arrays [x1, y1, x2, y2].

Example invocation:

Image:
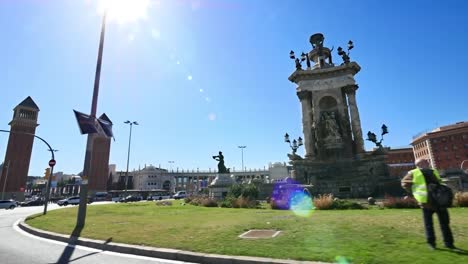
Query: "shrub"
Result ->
[[237, 197, 260, 208], [228, 184, 243, 198], [313, 194, 334, 210], [454, 192, 468, 207], [184, 196, 193, 203], [312, 195, 366, 210], [201, 197, 218, 207], [241, 184, 259, 200], [331, 199, 366, 210], [382, 195, 419, 209], [219, 196, 236, 208]]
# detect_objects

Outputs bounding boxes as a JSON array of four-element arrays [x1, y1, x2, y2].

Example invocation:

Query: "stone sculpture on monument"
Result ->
[[209, 151, 235, 199], [288, 33, 389, 198]]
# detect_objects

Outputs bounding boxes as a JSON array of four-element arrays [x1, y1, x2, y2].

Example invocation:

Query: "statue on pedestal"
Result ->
[[212, 151, 229, 173], [322, 112, 341, 139]]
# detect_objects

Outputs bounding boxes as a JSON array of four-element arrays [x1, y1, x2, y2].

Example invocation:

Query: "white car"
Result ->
[[0, 200, 17, 210], [173, 191, 187, 200], [57, 196, 81, 206]]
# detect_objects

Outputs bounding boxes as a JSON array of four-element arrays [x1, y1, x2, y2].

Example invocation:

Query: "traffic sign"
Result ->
[[49, 159, 56, 167]]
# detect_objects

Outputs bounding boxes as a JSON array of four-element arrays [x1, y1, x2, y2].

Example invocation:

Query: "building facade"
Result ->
[[412, 121, 468, 171], [384, 147, 415, 178]]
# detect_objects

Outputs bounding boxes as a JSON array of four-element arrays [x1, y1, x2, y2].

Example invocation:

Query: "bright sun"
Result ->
[[97, 0, 151, 24]]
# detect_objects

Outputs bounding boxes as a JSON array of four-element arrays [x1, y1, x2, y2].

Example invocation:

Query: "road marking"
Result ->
[[13, 219, 194, 263]]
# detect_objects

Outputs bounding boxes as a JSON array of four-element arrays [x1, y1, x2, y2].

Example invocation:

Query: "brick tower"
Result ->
[[1, 96, 39, 201], [87, 113, 112, 192]]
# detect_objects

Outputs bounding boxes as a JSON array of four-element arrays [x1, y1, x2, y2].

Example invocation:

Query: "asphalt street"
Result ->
[[0, 203, 196, 264]]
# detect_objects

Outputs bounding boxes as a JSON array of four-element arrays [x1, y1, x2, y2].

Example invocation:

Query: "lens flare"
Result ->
[[98, 0, 150, 24], [289, 192, 315, 217], [270, 178, 314, 217], [335, 256, 352, 264]]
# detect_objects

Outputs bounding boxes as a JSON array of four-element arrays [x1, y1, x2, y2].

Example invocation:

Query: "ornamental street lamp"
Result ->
[[284, 133, 303, 155], [289, 50, 312, 70], [124, 120, 138, 197], [366, 124, 389, 148], [337, 40, 354, 64]]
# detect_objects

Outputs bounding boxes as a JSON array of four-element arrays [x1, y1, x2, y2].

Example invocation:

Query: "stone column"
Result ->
[[297, 90, 315, 159], [345, 85, 365, 153]]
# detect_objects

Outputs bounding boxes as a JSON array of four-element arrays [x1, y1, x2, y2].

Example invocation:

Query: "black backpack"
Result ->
[[427, 183, 453, 208]]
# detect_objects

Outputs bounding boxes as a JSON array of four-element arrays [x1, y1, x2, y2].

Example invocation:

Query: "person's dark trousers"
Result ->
[[422, 207, 454, 247]]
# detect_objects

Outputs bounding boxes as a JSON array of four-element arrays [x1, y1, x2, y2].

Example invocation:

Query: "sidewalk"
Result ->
[[19, 220, 330, 264]]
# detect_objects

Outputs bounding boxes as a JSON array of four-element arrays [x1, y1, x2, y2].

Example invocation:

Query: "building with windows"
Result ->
[[384, 147, 415, 178], [412, 121, 468, 171]]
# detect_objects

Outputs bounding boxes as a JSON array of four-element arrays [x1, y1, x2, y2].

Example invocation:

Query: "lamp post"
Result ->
[[124, 120, 138, 198], [284, 133, 303, 155], [238, 146, 246, 172], [337, 40, 354, 64], [289, 50, 312, 70], [366, 124, 389, 148]]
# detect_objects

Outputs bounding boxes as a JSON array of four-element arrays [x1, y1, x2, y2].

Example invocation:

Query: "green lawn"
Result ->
[[26, 202, 468, 264]]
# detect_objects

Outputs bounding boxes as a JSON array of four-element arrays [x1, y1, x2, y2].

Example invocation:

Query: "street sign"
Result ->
[[49, 159, 56, 167]]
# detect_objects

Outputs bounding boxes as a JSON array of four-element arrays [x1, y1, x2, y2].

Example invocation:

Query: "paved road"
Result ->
[[0, 203, 196, 264]]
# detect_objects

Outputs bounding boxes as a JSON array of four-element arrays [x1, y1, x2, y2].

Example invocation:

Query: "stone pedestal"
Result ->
[[291, 153, 389, 198], [208, 173, 235, 200]]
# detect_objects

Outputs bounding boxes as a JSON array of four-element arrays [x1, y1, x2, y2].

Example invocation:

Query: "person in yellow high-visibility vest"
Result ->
[[401, 158, 456, 250]]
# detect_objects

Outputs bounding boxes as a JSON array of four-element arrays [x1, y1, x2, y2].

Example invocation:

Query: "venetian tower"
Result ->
[[288, 33, 388, 198], [1, 97, 39, 201]]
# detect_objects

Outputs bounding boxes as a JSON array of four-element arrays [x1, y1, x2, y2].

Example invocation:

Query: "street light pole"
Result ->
[[124, 121, 138, 198], [238, 146, 246, 172], [76, 11, 107, 229], [43, 149, 58, 215]]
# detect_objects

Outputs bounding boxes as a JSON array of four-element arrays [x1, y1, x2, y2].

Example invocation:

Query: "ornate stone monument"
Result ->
[[209, 151, 235, 199], [288, 33, 388, 198]]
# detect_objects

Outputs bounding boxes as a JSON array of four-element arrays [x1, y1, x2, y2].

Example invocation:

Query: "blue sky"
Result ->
[[1, 0, 467, 176]]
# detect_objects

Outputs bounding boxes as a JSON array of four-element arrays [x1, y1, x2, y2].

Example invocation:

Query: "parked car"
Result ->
[[57, 196, 92, 206], [119, 195, 141, 203], [0, 200, 17, 210], [93, 192, 112, 202], [173, 191, 187, 200], [20, 199, 44, 207]]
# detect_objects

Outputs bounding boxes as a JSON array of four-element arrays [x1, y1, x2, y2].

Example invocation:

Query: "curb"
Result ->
[[18, 220, 328, 264]]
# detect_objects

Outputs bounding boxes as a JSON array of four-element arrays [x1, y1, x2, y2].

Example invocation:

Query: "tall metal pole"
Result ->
[[76, 12, 107, 229], [1, 160, 10, 200], [124, 123, 133, 198]]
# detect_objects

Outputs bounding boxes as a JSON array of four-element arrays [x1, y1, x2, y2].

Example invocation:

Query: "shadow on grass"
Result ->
[[53, 223, 114, 264], [436, 247, 468, 256]]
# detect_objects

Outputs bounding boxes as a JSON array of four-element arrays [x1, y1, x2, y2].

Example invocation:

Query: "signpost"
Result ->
[[43, 159, 56, 215]]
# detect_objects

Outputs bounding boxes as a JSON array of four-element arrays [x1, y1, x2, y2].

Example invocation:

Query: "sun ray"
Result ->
[[97, 0, 151, 24]]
